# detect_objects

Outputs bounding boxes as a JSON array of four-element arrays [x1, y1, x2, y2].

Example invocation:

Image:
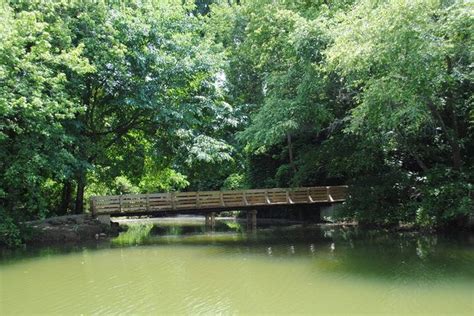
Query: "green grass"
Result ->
[[112, 223, 153, 246]]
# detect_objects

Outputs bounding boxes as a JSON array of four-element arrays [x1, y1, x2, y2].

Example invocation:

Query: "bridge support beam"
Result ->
[[247, 210, 257, 231], [205, 213, 210, 227], [211, 212, 216, 226], [205, 212, 216, 230]]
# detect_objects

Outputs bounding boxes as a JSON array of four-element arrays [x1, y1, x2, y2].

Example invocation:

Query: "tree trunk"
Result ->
[[445, 56, 463, 170], [447, 101, 462, 170], [427, 101, 462, 170], [75, 176, 86, 214], [287, 132, 297, 174], [59, 181, 72, 215], [450, 131, 462, 170]]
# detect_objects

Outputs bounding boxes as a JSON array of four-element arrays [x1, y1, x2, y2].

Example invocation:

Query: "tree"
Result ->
[[209, 0, 354, 187], [325, 0, 473, 226], [0, 4, 93, 219], [1, 0, 236, 223]]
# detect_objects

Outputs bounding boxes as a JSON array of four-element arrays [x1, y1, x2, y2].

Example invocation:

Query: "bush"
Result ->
[[223, 173, 246, 190], [0, 207, 37, 247], [337, 170, 414, 226], [416, 169, 473, 228], [336, 167, 473, 229], [0, 210, 23, 247]]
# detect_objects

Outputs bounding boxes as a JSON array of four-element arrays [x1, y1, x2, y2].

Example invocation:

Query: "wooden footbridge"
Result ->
[[91, 186, 348, 225]]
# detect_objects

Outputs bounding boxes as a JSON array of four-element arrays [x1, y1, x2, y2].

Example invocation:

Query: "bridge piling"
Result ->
[[205, 212, 216, 229], [247, 210, 257, 231], [211, 212, 216, 227], [205, 213, 210, 227]]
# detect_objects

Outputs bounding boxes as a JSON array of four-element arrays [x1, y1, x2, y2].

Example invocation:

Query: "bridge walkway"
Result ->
[[90, 186, 348, 217]]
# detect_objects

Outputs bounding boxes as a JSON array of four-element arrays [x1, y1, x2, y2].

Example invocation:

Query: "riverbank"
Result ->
[[18, 213, 472, 247], [20, 215, 331, 246], [25, 215, 120, 245]]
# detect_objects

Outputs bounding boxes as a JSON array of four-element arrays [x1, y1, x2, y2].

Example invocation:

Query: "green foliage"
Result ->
[[112, 223, 153, 246], [416, 169, 473, 228], [0, 212, 23, 247], [327, 0, 471, 139], [323, 0, 473, 226], [1, 0, 472, 242], [1, 0, 238, 226], [0, 207, 35, 247], [223, 173, 246, 190], [139, 168, 189, 193], [213, 0, 473, 227], [0, 2, 92, 218], [338, 171, 415, 226]]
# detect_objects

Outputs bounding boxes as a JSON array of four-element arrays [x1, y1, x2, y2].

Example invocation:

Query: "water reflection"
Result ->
[[1, 218, 473, 284], [1, 218, 473, 315]]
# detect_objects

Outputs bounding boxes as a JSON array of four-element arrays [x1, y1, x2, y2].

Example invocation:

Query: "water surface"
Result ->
[[1, 218, 473, 314]]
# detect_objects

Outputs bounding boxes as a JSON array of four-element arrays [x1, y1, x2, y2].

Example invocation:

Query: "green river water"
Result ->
[[0, 218, 473, 315]]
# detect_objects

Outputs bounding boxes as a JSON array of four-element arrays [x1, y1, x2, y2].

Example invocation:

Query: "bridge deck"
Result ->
[[90, 186, 348, 216]]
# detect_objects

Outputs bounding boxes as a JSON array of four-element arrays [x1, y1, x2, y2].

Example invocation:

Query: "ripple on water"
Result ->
[[1, 225, 473, 315]]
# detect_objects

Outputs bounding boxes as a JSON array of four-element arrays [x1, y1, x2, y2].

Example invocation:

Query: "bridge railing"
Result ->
[[90, 186, 348, 216]]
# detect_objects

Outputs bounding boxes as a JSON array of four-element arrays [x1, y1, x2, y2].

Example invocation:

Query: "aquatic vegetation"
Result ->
[[224, 221, 243, 232], [112, 224, 153, 246]]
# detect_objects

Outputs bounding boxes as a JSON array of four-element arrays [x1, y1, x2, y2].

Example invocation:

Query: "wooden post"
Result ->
[[243, 191, 249, 206], [265, 190, 271, 204], [210, 212, 216, 228], [326, 186, 334, 202], [286, 189, 294, 204], [220, 192, 225, 207], [170, 192, 176, 210], [205, 213, 210, 227], [247, 210, 257, 231], [119, 195, 123, 213], [251, 210, 257, 231], [246, 211, 250, 230]]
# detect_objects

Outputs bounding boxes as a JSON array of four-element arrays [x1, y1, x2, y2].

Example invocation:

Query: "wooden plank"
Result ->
[[91, 185, 348, 215]]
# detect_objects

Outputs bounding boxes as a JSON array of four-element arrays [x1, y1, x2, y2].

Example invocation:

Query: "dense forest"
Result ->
[[1, 0, 472, 246]]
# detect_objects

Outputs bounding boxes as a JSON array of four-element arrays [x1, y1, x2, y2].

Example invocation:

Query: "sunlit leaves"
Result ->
[[188, 135, 233, 164], [327, 0, 471, 139]]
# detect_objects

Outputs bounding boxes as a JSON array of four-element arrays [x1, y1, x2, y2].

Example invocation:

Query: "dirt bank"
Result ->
[[26, 215, 120, 245]]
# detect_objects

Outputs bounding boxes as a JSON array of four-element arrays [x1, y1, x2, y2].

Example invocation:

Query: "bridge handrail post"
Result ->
[[119, 195, 123, 213], [265, 190, 271, 204], [220, 191, 225, 207], [171, 192, 176, 210], [286, 189, 294, 204], [326, 186, 334, 202], [243, 191, 249, 206]]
